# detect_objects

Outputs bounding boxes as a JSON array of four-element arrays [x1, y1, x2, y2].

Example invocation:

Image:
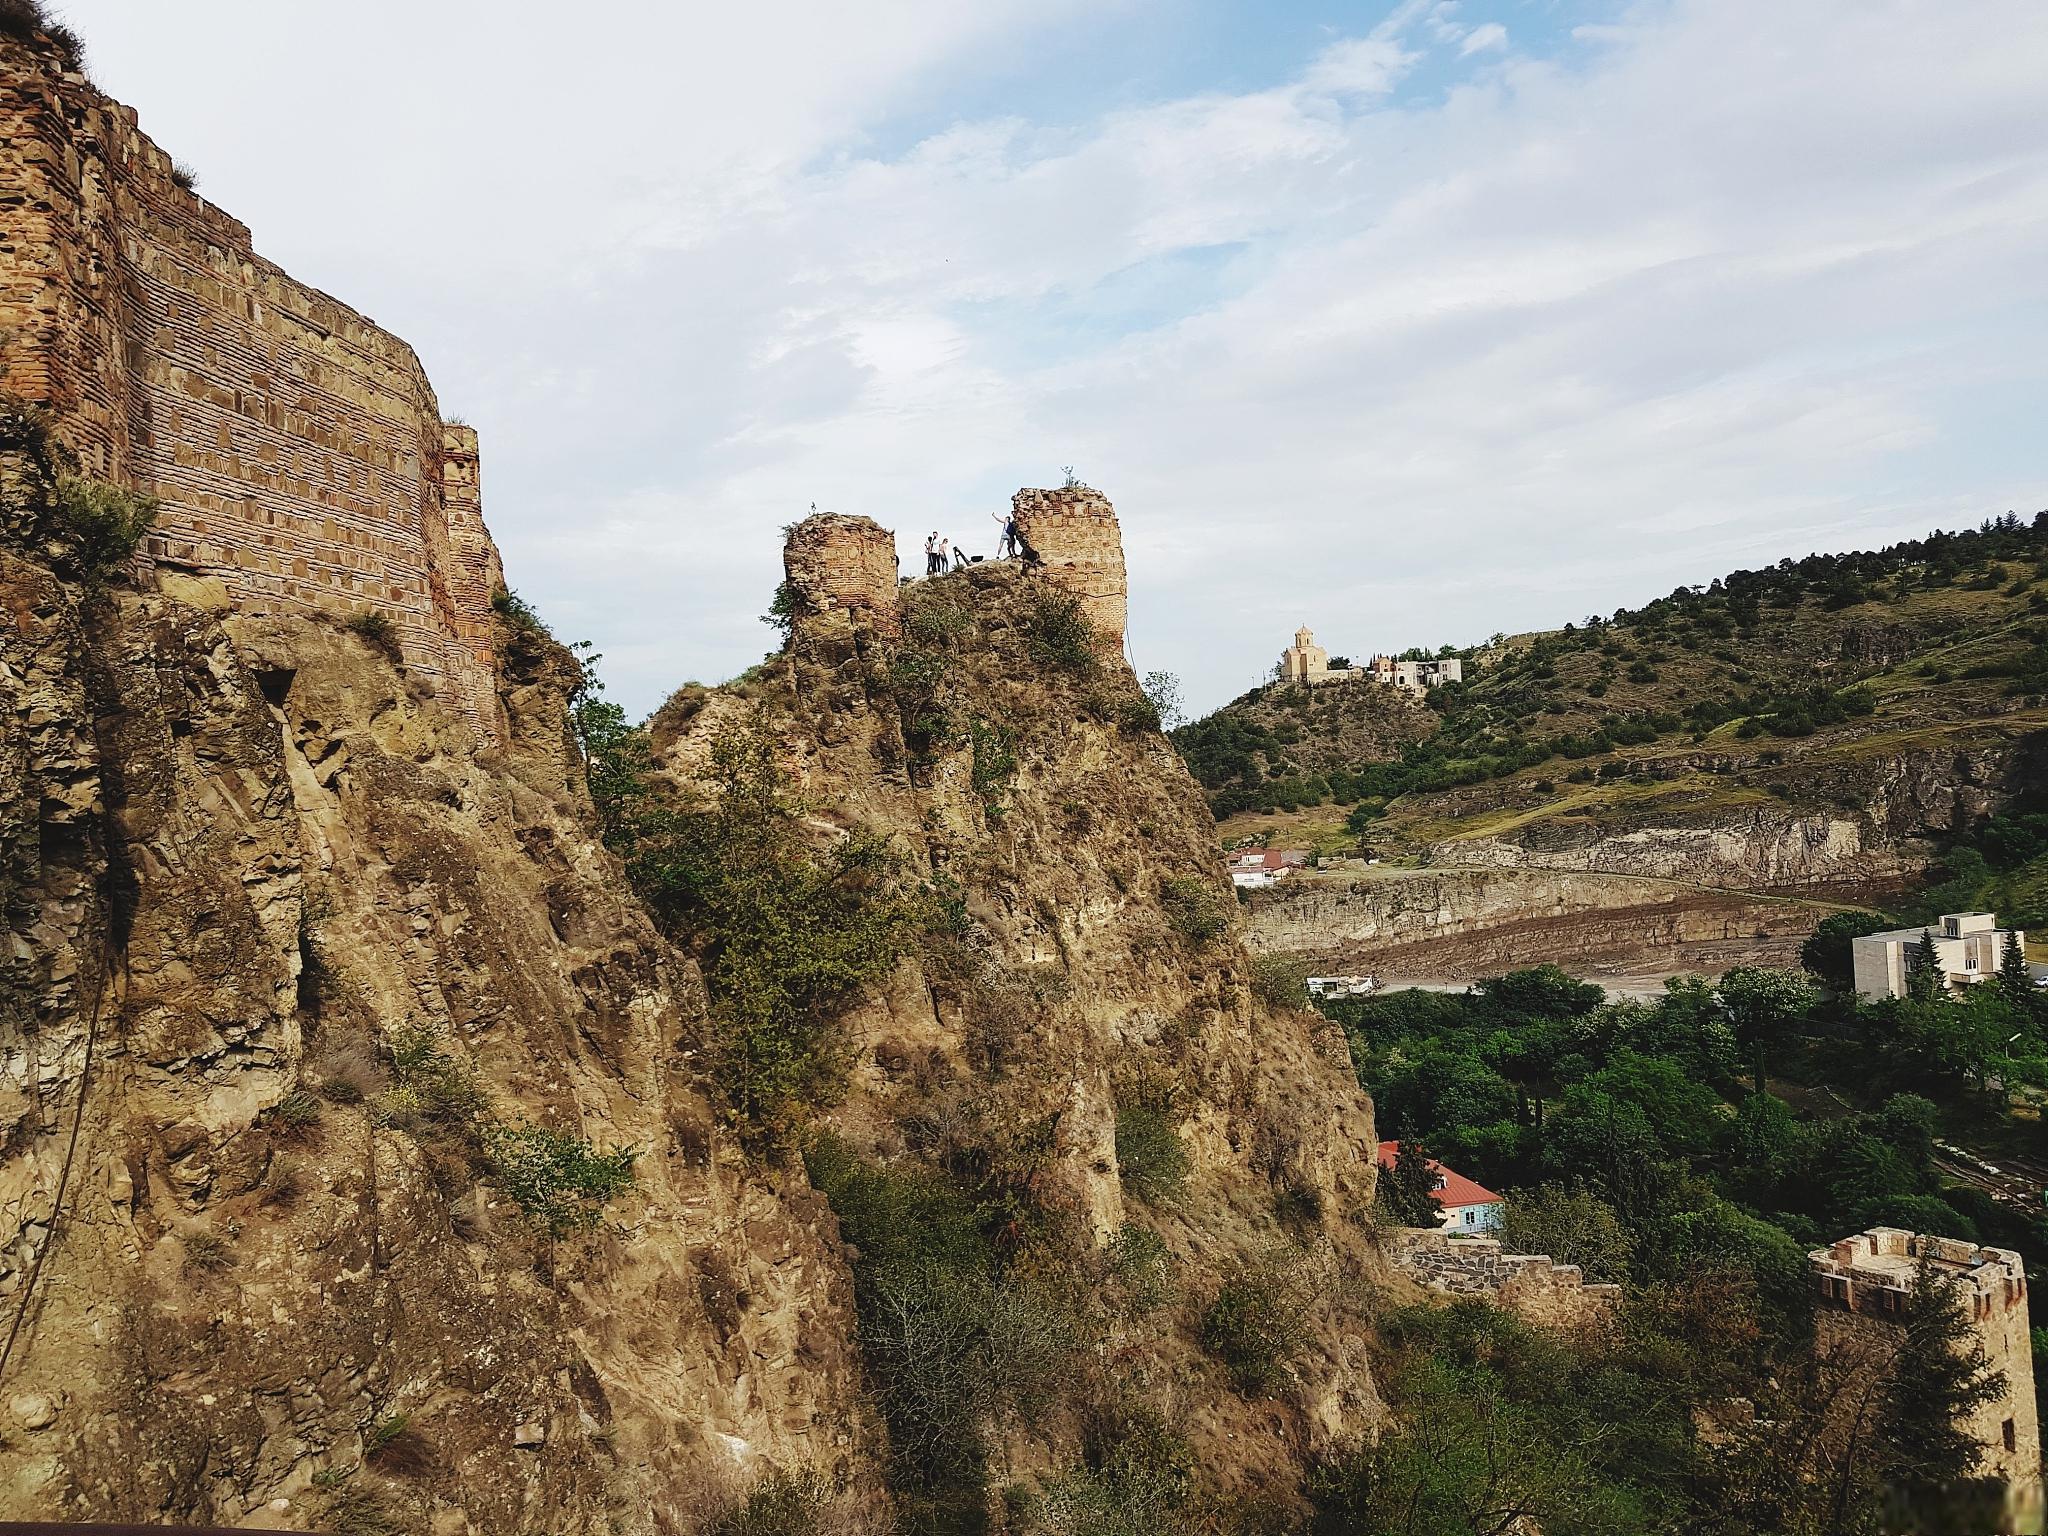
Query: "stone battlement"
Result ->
[[1813, 1228, 2040, 1522], [1811, 1226, 2028, 1319], [0, 34, 503, 736], [783, 513, 900, 640], [1391, 1228, 1621, 1332], [1012, 485, 1127, 658]]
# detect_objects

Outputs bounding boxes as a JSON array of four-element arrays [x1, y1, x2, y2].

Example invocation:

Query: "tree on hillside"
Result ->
[[1716, 967, 1819, 1095], [1871, 1261, 2006, 1533], [1998, 930, 2038, 1018], [1907, 929, 1944, 1002], [1382, 1140, 1440, 1228], [1141, 670, 1186, 732], [1498, 1184, 1633, 1282], [1477, 965, 1605, 1022], [1799, 911, 1891, 993]]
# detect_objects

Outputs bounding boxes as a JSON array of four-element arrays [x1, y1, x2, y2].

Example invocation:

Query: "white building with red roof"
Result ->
[[1377, 1141, 1504, 1234]]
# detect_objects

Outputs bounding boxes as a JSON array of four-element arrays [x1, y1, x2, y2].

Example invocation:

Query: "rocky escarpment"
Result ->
[[1243, 865, 1841, 980], [1412, 732, 2040, 893], [3, 455, 1385, 1528], [1, 433, 880, 1528], [647, 521, 1385, 1513], [1236, 730, 2045, 978]]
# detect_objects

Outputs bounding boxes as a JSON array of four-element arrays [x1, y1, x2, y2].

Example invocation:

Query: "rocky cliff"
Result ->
[[0, 20, 1387, 1524], [648, 517, 1387, 1519], [3, 278, 1378, 1536], [1, 411, 880, 1529], [1243, 865, 1841, 980], [0, 484, 1384, 1529]]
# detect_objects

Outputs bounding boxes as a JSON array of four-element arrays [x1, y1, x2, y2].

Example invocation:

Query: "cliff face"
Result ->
[[0, 508, 879, 1528], [1243, 866, 1835, 980], [0, 499, 1385, 1527], [651, 519, 1386, 1509]]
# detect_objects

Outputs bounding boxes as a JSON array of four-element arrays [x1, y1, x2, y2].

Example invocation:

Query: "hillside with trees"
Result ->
[[1297, 944, 2048, 1532], [1177, 513, 2048, 926]]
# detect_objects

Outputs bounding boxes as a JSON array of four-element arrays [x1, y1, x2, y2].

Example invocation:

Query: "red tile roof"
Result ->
[[1376, 1141, 1502, 1209], [1228, 849, 1306, 871]]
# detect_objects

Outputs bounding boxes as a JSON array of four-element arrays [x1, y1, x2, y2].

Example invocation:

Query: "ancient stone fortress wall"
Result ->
[[1812, 1227, 2041, 1521], [783, 512, 901, 639], [1012, 485, 1127, 658], [1391, 1228, 1621, 1332], [0, 33, 503, 735]]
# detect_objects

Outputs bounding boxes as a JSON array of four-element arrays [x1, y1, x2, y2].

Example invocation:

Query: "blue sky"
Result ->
[[56, 0, 2048, 716]]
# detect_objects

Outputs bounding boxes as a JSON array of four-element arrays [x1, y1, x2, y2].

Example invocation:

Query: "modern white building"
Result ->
[[1366, 654, 1464, 692], [1851, 912, 2026, 1001]]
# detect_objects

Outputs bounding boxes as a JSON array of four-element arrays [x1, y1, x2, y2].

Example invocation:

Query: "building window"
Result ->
[[2005, 1418, 2017, 1452]]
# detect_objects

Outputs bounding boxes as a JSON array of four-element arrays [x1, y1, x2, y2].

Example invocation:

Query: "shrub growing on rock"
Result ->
[[1113, 1105, 1188, 1206], [1160, 876, 1227, 946], [485, 1123, 638, 1238], [1201, 1250, 1316, 1395]]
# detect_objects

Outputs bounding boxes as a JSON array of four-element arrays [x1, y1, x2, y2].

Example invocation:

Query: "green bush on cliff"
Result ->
[[1023, 588, 1098, 674], [52, 474, 157, 580], [1, 392, 157, 580], [710, 1468, 832, 1536], [485, 1122, 639, 1238], [806, 1134, 1079, 1529], [374, 1022, 637, 1237], [1201, 1249, 1316, 1396], [573, 673, 940, 1139], [1160, 876, 1228, 946], [968, 716, 1017, 822], [1113, 1105, 1188, 1206]]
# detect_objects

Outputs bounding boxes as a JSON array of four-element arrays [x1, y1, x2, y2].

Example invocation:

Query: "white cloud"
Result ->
[[1459, 22, 1508, 55], [52, 0, 2048, 719], [1302, 35, 1416, 97]]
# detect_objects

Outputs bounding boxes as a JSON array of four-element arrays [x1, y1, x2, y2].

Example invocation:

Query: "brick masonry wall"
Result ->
[[783, 513, 901, 639], [1391, 1228, 1622, 1332], [0, 35, 502, 736], [1011, 486, 1127, 658]]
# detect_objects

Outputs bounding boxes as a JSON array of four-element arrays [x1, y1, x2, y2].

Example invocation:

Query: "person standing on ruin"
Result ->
[[937, 536, 952, 572], [992, 509, 1018, 558], [925, 531, 941, 576]]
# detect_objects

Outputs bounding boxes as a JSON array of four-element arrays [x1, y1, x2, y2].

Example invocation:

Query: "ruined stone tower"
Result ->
[[1011, 485, 1127, 658], [0, 30, 503, 735], [1811, 1228, 2042, 1523], [782, 513, 901, 640]]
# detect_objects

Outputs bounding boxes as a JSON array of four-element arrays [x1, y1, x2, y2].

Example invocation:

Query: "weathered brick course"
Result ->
[[783, 512, 901, 639], [0, 34, 502, 736], [1012, 486, 1127, 658]]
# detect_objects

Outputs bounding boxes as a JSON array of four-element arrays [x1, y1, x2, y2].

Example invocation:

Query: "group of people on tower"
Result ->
[[920, 512, 1038, 576]]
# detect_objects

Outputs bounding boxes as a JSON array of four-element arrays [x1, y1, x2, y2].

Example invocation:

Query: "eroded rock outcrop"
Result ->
[[1244, 864, 1840, 979], [0, 546, 880, 1528]]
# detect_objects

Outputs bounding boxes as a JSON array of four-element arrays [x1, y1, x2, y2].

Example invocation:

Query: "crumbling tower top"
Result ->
[[782, 513, 901, 640], [1011, 486, 1127, 659]]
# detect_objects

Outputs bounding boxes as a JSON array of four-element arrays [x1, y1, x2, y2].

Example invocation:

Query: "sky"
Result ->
[[53, 0, 2048, 717]]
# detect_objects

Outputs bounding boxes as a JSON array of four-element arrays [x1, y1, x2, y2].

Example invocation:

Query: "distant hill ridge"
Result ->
[[1176, 512, 2048, 922]]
